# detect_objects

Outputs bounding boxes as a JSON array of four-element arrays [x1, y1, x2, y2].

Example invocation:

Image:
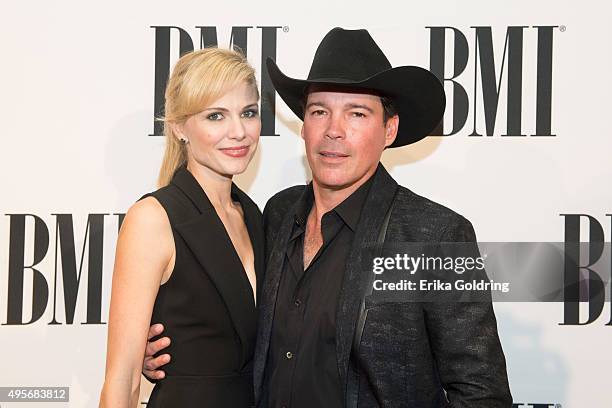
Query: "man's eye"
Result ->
[[207, 112, 224, 121], [242, 109, 259, 118], [311, 109, 326, 116], [352, 111, 366, 118]]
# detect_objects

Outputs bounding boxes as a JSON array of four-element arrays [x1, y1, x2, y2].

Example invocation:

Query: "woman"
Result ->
[[100, 48, 263, 407]]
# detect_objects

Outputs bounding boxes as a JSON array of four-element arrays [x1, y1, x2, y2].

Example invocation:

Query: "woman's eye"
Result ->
[[242, 109, 259, 118], [207, 112, 224, 121]]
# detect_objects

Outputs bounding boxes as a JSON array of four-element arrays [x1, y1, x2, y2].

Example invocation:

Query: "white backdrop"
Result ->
[[1, 0, 611, 406]]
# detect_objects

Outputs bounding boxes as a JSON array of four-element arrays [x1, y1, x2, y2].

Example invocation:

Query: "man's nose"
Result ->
[[325, 113, 345, 140]]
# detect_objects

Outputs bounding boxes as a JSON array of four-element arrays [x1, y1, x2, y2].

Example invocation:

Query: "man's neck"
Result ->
[[310, 166, 377, 222]]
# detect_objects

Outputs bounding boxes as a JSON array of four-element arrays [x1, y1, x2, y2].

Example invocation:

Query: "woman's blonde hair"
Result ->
[[158, 47, 259, 187]]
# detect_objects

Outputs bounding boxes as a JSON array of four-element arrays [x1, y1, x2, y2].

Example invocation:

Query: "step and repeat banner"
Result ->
[[1, 0, 611, 406]]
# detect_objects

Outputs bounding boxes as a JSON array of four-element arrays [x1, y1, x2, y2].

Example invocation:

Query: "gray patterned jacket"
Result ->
[[254, 163, 512, 408]]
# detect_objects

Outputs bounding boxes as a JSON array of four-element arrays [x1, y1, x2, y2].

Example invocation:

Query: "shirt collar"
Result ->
[[293, 183, 314, 229], [292, 171, 375, 232], [333, 174, 374, 231]]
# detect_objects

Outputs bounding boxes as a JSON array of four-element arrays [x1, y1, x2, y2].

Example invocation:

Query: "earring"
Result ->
[[180, 138, 188, 145]]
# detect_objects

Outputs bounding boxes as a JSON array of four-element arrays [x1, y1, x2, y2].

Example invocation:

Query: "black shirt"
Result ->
[[267, 177, 373, 408]]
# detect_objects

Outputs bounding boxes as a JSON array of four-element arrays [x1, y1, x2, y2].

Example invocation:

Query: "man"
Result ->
[[144, 27, 512, 407]]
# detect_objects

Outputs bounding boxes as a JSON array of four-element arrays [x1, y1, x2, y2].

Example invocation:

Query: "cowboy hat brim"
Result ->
[[266, 57, 446, 148]]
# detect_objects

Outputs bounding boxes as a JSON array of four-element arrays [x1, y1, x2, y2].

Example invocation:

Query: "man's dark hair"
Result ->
[[380, 96, 397, 124]]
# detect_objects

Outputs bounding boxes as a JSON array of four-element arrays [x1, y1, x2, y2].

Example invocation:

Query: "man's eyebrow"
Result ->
[[346, 103, 374, 113], [305, 101, 329, 110], [305, 101, 375, 113]]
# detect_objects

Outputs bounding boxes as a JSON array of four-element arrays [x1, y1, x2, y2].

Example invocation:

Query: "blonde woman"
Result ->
[[100, 48, 263, 407]]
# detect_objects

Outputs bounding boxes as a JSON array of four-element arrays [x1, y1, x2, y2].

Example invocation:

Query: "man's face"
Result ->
[[301, 85, 398, 191]]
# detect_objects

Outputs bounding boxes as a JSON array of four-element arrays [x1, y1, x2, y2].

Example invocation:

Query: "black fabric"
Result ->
[[142, 166, 263, 408], [265, 27, 446, 147], [255, 163, 512, 407], [306, 28, 392, 81], [267, 178, 373, 408]]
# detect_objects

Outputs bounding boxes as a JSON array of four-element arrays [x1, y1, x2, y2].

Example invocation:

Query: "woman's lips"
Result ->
[[219, 145, 250, 158]]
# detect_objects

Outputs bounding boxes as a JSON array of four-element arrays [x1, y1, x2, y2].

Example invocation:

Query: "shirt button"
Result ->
[[286, 351, 293, 359], [294, 299, 301, 307]]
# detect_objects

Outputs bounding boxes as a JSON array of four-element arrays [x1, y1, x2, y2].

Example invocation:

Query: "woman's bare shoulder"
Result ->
[[123, 196, 169, 231], [117, 196, 173, 262]]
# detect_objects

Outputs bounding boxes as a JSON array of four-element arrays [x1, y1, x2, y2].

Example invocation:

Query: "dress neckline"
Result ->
[[171, 165, 258, 308]]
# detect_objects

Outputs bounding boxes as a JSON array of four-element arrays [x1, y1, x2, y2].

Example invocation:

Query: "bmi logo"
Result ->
[[2, 214, 124, 325], [561, 213, 612, 326], [427, 26, 558, 137]]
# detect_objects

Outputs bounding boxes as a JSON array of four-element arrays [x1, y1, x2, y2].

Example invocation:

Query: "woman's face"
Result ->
[[176, 81, 260, 179]]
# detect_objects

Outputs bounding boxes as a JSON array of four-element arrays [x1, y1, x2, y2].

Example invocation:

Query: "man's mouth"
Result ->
[[319, 151, 349, 158]]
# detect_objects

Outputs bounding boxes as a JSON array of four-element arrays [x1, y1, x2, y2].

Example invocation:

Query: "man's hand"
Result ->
[[143, 323, 172, 380]]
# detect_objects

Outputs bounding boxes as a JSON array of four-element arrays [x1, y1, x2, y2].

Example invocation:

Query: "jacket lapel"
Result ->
[[253, 187, 307, 400], [171, 167, 258, 367], [335, 164, 398, 393], [231, 184, 266, 303]]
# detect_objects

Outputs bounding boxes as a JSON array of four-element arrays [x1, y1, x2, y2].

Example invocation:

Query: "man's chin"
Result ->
[[312, 166, 378, 192], [312, 175, 360, 192]]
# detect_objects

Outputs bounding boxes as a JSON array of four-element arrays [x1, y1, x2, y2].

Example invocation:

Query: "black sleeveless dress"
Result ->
[[142, 166, 263, 407]]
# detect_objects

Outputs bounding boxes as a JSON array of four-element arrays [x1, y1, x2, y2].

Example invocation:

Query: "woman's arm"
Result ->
[[99, 197, 174, 408]]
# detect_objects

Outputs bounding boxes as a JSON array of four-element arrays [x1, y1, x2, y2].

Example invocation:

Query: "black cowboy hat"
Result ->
[[266, 27, 446, 148]]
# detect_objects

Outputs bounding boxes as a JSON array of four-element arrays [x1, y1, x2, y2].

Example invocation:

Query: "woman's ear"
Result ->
[[170, 122, 188, 144]]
